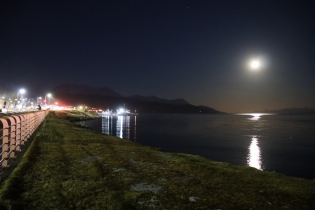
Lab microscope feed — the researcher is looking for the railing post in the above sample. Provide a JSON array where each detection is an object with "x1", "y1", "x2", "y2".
[
  {"x1": 6, "y1": 117, "x2": 16, "y2": 158},
  {"x1": 34, "y1": 112, "x2": 39, "y2": 129},
  {"x1": 1, "y1": 110, "x2": 49, "y2": 169},
  {"x1": 13, "y1": 116, "x2": 21, "y2": 152},
  {"x1": 21, "y1": 114, "x2": 29, "y2": 143},
  {"x1": 35, "y1": 112, "x2": 41, "y2": 129},
  {"x1": 0, "y1": 119, "x2": 9, "y2": 167},
  {"x1": 29, "y1": 113, "x2": 35, "y2": 134}
]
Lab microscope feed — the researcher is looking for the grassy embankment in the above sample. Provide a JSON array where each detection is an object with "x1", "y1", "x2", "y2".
[
  {"x1": 0, "y1": 111, "x2": 314, "y2": 209},
  {"x1": 66, "y1": 109, "x2": 99, "y2": 119}
]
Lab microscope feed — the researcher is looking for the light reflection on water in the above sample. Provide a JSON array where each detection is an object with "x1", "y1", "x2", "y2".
[
  {"x1": 249, "y1": 114, "x2": 261, "y2": 121},
  {"x1": 101, "y1": 116, "x2": 136, "y2": 140},
  {"x1": 242, "y1": 113, "x2": 266, "y2": 170},
  {"x1": 101, "y1": 113, "x2": 265, "y2": 170},
  {"x1": 247, "y1": 137, "x2": 263, "y2": 170},
  {"x1": 80, "y1": 113, "x2": 315, "y2": 179},
  {"x1": 239, "y1": 113, "x2": 273, "y2": 121}
]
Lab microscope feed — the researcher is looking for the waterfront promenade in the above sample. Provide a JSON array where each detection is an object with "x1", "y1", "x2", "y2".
[
  {"x1": 0, "y1": 110, "x2": 50, "y2": 179},
  {"x1": 0, "y1": 111, "x2": 314, "y2": 209}
]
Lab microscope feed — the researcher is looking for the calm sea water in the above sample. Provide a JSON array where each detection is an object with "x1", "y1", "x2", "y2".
[{"x1": 77, "y1": 114, "x2": 315, "y2": 179}]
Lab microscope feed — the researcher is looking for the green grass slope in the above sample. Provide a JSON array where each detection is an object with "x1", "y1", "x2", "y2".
[{"x1": 0, "y1": 111, "x2": 314, "y2": 209}]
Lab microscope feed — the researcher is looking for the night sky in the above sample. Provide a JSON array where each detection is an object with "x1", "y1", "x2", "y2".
[{"x1": 1, "y1": 0, "x2": 314, "y2": 113}]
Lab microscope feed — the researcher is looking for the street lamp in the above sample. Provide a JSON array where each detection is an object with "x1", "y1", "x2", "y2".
[
  {"x1": 19, "y1": 88, "x2": 26, "y2": 95},
  {"x1": 19, "y1": 89, "x2": 26, "y2": 101},
  {"x1": 37, "y1": 97, "x2": 42, "y2": 104},
  {"x1": 47, "y1": 93, "x2": 52, "y2": 105},
  {"x1": 1, "y1": 96, "x2": 5, "y2": 110},
  {"x1": 16, "y1": 88, "x2": 26, "y2": 106}
]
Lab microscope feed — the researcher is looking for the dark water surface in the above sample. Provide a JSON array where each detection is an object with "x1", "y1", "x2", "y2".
[{"x1": 76, "y1": 114, "x2": 315, "y2": 179}]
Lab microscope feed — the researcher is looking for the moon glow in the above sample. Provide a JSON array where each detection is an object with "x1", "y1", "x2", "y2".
[{"x1": 249, "y1": 60, "x2": 261, "y2": 70}]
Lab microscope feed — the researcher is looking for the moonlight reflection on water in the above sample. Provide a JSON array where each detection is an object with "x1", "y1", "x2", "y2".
[
  {"x1": 79, "y1": 113, "x2": 315, "y2": 179},
  {"x1": 241, "y1": 113, "x2": 268, "y2": 170},
  {"x1": 247, "y1": 137, "x2": 263, "y2": 170}
]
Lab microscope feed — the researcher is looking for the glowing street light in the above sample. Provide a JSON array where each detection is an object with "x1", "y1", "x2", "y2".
[
  {"x1": 18, "y1": 88, "x2": 26, "y2": 100},
  {"x1": 47, "y1": 93, "x2": 52, "y2": 105},
  {"x1": 19, "y1": 88, "x2": 26, "y2": 95},
  {"x1": 16, "y1": 88, "x2": 26, "y2": 107},
  {"x1": 37, "y1": 96, "x2": 42, "y2": 104}
]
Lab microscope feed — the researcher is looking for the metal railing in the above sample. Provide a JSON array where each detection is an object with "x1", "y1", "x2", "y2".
[{"x1": 0, "y1": 110, "x2": 49, "y2": 176}]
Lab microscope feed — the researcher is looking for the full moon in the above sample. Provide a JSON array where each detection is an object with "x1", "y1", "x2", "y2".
[{"x1": 249, "y1": 60, "x2": 261, "y2": 70}]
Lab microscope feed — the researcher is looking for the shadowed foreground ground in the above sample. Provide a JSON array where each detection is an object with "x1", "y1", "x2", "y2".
[{"x1": 0, "y1": 111, "x2": 314, "y2": 209}]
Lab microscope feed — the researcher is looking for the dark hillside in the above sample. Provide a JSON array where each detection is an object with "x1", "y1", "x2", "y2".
[{"x1": 54, "y1": 93, "x2": 223, "y2": 114}]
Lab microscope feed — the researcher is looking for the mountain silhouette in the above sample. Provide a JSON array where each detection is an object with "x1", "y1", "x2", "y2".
[{"x1": 52, "y1": 84, "x2": 223, "y2": 114}]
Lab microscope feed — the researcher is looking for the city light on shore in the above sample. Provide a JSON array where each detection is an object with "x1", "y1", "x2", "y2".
[
  {"x1": 19, "y1": 88, "x2": 26, "y2": 95},
  {"x1": 47, "y1": 93, "x2": 52, "y2": 105}
]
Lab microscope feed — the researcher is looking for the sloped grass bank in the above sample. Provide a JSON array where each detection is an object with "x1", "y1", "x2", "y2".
[
  {"x1": 66, "y1": 110, "x2": 100, "y2": 122},
  {"x1": 0, "y1": 111, "x2": 314, "y2": 209}
]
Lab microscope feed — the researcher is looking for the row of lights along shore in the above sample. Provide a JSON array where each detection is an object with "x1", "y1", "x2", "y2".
[{"x1": 1, "y1": 88, "x2": 53, "y2": 113}]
